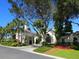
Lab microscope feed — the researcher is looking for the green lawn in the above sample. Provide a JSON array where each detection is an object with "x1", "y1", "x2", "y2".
[
  {"x1": 34, "y1": 46, "x2": 52, "y2": 53},
  {"x1": 34, "y1": 47, "x2": 79, "y2": 59},
  {"x1": 51, "y1": 49, "x2": 79, "y2": 59}
]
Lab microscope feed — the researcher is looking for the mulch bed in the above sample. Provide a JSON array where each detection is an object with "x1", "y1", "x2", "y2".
[{"x1": 55, "y1": 45, "x2": 71, "y2": 49}]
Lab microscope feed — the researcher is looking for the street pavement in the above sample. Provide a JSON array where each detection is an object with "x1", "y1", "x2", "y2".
[{"x1": 0, "y1": 46, "x2": 56, "y2": 59}]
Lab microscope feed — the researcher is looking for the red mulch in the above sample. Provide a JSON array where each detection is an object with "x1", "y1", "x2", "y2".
[{"x1": 55, "y1": 45, "x2": 71, "y2": 49}]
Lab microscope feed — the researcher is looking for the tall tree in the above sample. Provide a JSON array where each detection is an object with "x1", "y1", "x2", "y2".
[
  {"x1": 64, "y1": 20, "x2": 73, "y2": 33},
  {"x1": 8, "y1": 0, "x2": 53, "y2": 43},
  {"x1": 53, "y1": 0, "x2": 79, "y2": 39},
  {"x1": 0, "y1": 27, "x2": 4, "y2": 39},
  {"x1": 5, "y1": 18, "x2": 26, "y2": 34}
]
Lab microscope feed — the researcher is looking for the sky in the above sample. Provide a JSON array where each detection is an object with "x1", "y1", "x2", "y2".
[
  {"x1": 0, "y1": 0, "x2": 79, "y2": 32},
  {"x1": 0, "y1": 0, "x2": 14, "y2": 27}
]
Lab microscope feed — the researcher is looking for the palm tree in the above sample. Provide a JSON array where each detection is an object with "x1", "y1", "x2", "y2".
[{"x1": 6, "y1": 18, "x2": 26, "y2": 34}]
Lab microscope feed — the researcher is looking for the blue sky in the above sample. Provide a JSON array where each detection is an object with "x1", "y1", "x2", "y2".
[
  {"x1": 0, "y1": 0, "x2": 79, "y2": 32},
  {"x1": 0, "y1": 0, "x2": 14, "y2": 27}
]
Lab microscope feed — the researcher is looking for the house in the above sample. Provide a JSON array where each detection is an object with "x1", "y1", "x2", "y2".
[
  {"x1": 3, "y1": 33, "x2": 13, "y2": 41},
  {"x1": 58, "y1": 31, "x2": 79, "y2": 45},
  {"x1": 69, "y1": 31, "x2": 79, "y2": 43},
  {"x1": 33, "y1": 29, "x2": 57, "y2": 46},
  {"x1": 15, "y1": 25, "x2": 57, "y2": 46},
  {"x1": 46, "y1": 30, "x2": 57, "y2": 44},
  {"x1": 15, "y1": 25, "x2": 36, "y2": 45},
  {"x1": 4, "y1": 33, "x2": 13, "y2": 39}
]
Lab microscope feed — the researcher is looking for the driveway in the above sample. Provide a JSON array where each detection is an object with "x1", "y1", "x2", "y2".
[
  {"x1": 10, "y1": 45, "x2": 37, "y2": 52},
  {"x1": 0, "y1": 46, "x2": 56, "y2": 59}
]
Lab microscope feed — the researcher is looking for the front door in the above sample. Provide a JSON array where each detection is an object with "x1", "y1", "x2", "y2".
[
  {"x1": 29, "y1": 40, "x2": 32, "y2": 45},
  {"x1": 46, "y1": 34, "x2": 51, "y2": 43}
]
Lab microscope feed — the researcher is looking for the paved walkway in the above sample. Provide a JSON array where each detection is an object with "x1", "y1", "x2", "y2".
[{"x1": 10, "y1": 45, "x2": 37, "y2": 52}]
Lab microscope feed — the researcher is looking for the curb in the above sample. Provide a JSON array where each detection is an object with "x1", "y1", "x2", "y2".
[
  {"x1": 32, "y1": 52, "x2": 65, "y2": 59},
  {"x1": 21, "y1": 50, "x2": 65, "y2": 59}
]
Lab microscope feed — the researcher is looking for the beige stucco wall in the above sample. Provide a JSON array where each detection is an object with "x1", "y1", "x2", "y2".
[{"x1": 47, "y1": 31, "x2": 57, "y2": 44}]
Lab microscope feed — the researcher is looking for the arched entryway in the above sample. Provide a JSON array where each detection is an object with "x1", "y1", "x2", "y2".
[{"x1": 29, "y1": 40, "x2": 32, "y2": 45}]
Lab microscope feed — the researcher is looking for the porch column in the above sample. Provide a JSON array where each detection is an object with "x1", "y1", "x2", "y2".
[{"x1": 34, "y1": 36, "x2": 38, "y2": 45}]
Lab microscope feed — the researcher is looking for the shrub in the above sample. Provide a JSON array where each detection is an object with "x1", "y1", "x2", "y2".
[
  {"x1": 0, "y1": 41, "x2": 19, "y2": 47},
  {"x1": 0, "y1": 38, "x2": 19, "y2": 47},
  {"x1": 11, "y1": 42, "x2": 18, "y2": 47},
  {"x1": 42, "y1": 42, "x2": 54, "y2": 47},
  {"x1": 70, "y1": 44, "x2": 79, "y2": 50}
]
